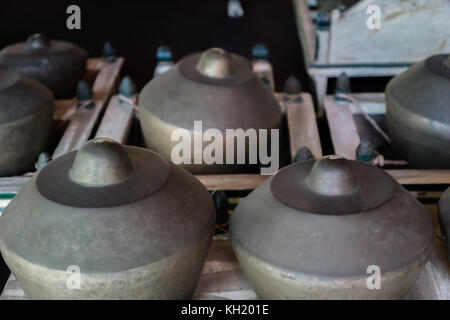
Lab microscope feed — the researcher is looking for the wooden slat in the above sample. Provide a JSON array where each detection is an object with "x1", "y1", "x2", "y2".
[
  {"x1": 92, "y1": 58, "x2": 124, "y2": 102},
  {"x1": 293, "y1": 0, "x2": 316, "y2": 66},
  {"x1": 309, "y1": 66, "x2": 408, "y2": 110},
  {"x1": 95, "y1": 96, "x2": 134, "y2": 144},
  {"x1": 286, "y1": 93, "x2": 322, "y2": 160},
  {"x1": 195, "y1": 174, "x2": 269, "y2": 191},
  {"x1": 309, "y1": 66, "x2": 409, "y2": 78},
  {"x1": 53, "y1": 99, "x2": 77, "y2": 121},
  {"x1": 52, "y1": 101, "x2": 104, "y2": 159},
  {"x1": 387, "y1": 170, "x2": 450, "y2": 185},
  {"x1": 52, "y1": 58, "x2": 124, "y2": 159},
  {"x1": 197, "y1": 169, "x2": 450, "y2": 191},
  {"x1": 194, "y1": 235, "x2": 256, "y2": 300},
  {"x1": 347, "y1": 92, "x2": 385, "y2": 104},
  {"x1": 0, "y1": 177, "x2": 30, "y2": 194},
  {"x1": 324, "y1": 95, "x2": 360, "y2": 160},
  {"x1": 51, "y1": 58, "x2": 106, "y2": 122},
  {"x1": 85, "y1": 58, "x2": 102, "y2": 72}
]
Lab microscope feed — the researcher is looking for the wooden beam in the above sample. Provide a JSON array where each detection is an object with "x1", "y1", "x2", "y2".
[
  {"x1": 52, "y1": 58, "x2": 124, "y2": 159},
  {"x1": 286, "y1": 92, "x2": 322, "y2": 160},
  {"x1": 324, "y1": 95, "x2": 360, "y2": 160},
  {"x1": 195, "y1": 174, "x2": 269, "y2": 191},
  {"x1": 0, "y1": 177, "x2": 31, "y2": 194},
  {"x1": 95, "y1": 96, "x2": 134, "y2": 144},
  {"x1": 52, "y1": 101, "x2": 104, "y2": 158},
  {"x1": 92, "y1": 58, "x2": 124, "y2": 102},
  {"x1": 387, "y1": 170, "x2": 450, "y2": 185},
  {"x1": 293, "y1": 0, "x2": 316, "y2": 66}
]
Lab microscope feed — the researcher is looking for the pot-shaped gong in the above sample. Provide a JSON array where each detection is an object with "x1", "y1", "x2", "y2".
[
  {"x1": 385, "y1": 54, "x2": 450, "y2": 168},
  {"x1": 0, "y1": 34, "x2": 88, "y2": 99},
  {"x1": 139, "y1": 47, "x2": 282, "y2": 174},
  {"x1": 0, "y1": 69, "x2": 53, "y2": 176},
  {"x1": 230, "y1": 156, "x2": 434, "y2": 299},
  {"x1": 438, "y1": 188, "x2": 450, "y2": 261},
  {"x1": 0, "y1": 138, "x2": 215, "y2": 299}
]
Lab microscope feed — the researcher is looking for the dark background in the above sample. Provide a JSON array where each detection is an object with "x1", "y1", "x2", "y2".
[
  {"x1": 0, "y1": 0, "x2": 312, "y2": 292},
  {"x1": 0, "y1": 0, "x2": 311, "y2": 92}
]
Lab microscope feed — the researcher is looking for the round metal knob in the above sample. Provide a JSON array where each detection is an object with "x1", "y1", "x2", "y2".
[
  {"x1": 26, "y1": 34, "x2": 50, "y2": 50},
  {"x1": 69, "y1": 138, "x2": 134, "y2": 186},
  {"x1": 196, "y1": 48, "x2": 233, "y2": 78},
  {"x1": 306, "y1": 156, "x2": 358, "y2": 195}
]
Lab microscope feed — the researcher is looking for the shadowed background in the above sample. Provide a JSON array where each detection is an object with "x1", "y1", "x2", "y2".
[{"x1": 0, "y1": 0, "x2": 310, "y2": 91}]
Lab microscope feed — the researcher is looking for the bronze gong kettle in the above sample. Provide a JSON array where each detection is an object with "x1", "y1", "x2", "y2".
[
  {"x1": 0, "y1": 69, "x2": 53, "y2": 176},
  {"x1": 139, "y1": 47, "x2": 283, "y2": 174},
  {"x1": 0, "y1": 138, "x2": 215, "y2": 299},
  {"x1": 230, "y1": 156, "x2": 434, "y2": 299},
  {"x1": 0, "y1": 34, "x2": 88, "y2": 99},
  {"x1": 385, "y1": 54, "x2": 450, "y2": 168}
]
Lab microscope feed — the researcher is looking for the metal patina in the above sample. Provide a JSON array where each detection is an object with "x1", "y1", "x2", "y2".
[
  {"x1": 0, "y1": 34, "x2": 88, "y2": 99},
  {"x1": 0, "y1": 69, "x2": 53, "y2": 176},
  {"x1": 230, "y1": 156, "x2": 435, "y2": 299},
  {"x1": 385, "y1": 54, "x2": 450, "y2": 168},
  {"x1": 0, "y1": 138, "x2": 215, "y2": 299},
  {"x1": 438, "y1": 188, "x2": 450, "y2": 261},
  {"x1": 139, "y1": 47, "x2": 282, "y2": 174}
]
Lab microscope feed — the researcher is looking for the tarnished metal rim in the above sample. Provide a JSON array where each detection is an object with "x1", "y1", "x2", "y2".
[
  {"x1": 36, "y1": 146, "x2": 170, "y2": 208},
  {"x1": 0, "y1": 218, "x2": 214, "y2": 275},
  {"x1": 0, "y1": 70, "x2": 53, "y2": 124},
  {"x1": 0, "y1": 40, "x2": 88, "y2": 57},
  {"x1": 386, "y1": 89, "x2": 450, "y2": 136},
  {"x1": 425, "y1": 54, "x2": 450, "y2": 79},
  {"x1": 231, "y1": 239, "x2": 433, "y2": 280}
]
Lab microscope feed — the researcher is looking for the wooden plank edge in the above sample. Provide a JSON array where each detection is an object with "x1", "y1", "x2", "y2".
[
  {"x1": 95, "y1": 95, "x2": 134, "y2": 144},
  {"x1": 324, "y1": 95, "x2": 360, "y2": 160},
  {"x1": 195, "y1": 174, "x2": 269, "y2": 191},
  {"x1": 92, "y1": 57, "x2": 124, "y2": 103},
  {"x1": 286, "y1": 92, "x2": 322, "y2": 160}
]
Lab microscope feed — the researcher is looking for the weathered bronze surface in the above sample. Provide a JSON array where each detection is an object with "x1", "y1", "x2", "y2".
[
  {"x1": 139, "y1": 47, "x2": 282, "y2": 174},
  {"x1": 0, "y1": 69, "x2": 53, "y2": 176},
  {"x1": 438, "y1": 188, "x2": 450, "y2": 261},
  {"x1": 0, "y1": 34, "x2": 88, "y2": 99},
  {"x1": 230, "y1": 156, "x2": 435, "y2": 299},
  {"x1": 0, "y1": 138, "x2": 215, "y2": 299},
  {"x1": 385, "y1": 54, "x2": 450, "y2": 168}
]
